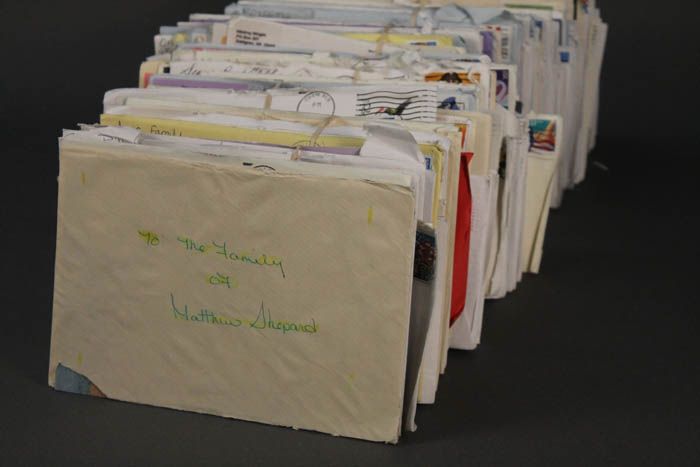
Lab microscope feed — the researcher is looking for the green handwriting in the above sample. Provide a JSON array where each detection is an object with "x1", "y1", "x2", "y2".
[
  {"x1": 170, "y1": 294, "x2": 317, "y2": 335},
  {"x1": 138, "y1": 230, "x2": 160, "y2": 246},
  {"x1": 177, "y1": 236, "x2": 285, "y2": 279},
  {"x1": 208, "y1": 272, "x2": 237, "y2": 289}
]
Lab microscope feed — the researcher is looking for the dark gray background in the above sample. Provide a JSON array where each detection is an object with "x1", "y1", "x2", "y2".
[{"x1": 1, "y1": 1, "x2": 699, "y2": 465}]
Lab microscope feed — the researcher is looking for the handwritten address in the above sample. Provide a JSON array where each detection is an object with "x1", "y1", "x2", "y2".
[{"x1": 170, "y1": 294, "x2": 318, "y2": 335}]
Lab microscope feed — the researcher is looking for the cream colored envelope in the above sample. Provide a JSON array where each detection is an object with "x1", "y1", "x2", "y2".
[
  {"x1": 522, "y1": 114, "x2": 562, "y2": 274},
  {"x1": 51, "y1": 136, "x2": 418, "y2": 443},
  {"x1": 66, "y1": 124, "x2": 438, "y2": 432}
]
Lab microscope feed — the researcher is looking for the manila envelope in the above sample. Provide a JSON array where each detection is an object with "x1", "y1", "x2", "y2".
[{"x1": 49, "y1": 139, "x2": 417, "y2": 443}]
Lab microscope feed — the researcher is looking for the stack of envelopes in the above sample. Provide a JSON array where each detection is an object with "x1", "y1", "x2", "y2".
[{"x1": 49, "y1": 0, "x2": 608, "y2": 443}]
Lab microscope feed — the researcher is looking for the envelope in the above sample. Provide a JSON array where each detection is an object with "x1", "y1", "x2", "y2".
[
  {"x1": 51, "y1": 134, "x2": 420, "y2": 443},
  {"x1": 225, "y1": 16, "x2": 404, "y2": 57},
  {"x1": 104, "y1": 85, "x2": 440, "y2": 123},
  {"x1": 522, "y1": 114, "x2": 562, "y2": 273}
]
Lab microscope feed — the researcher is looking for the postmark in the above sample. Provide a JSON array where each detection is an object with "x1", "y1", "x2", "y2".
[{"x1": 296, "y1": 91, "x2": 336, "y2": 116}]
